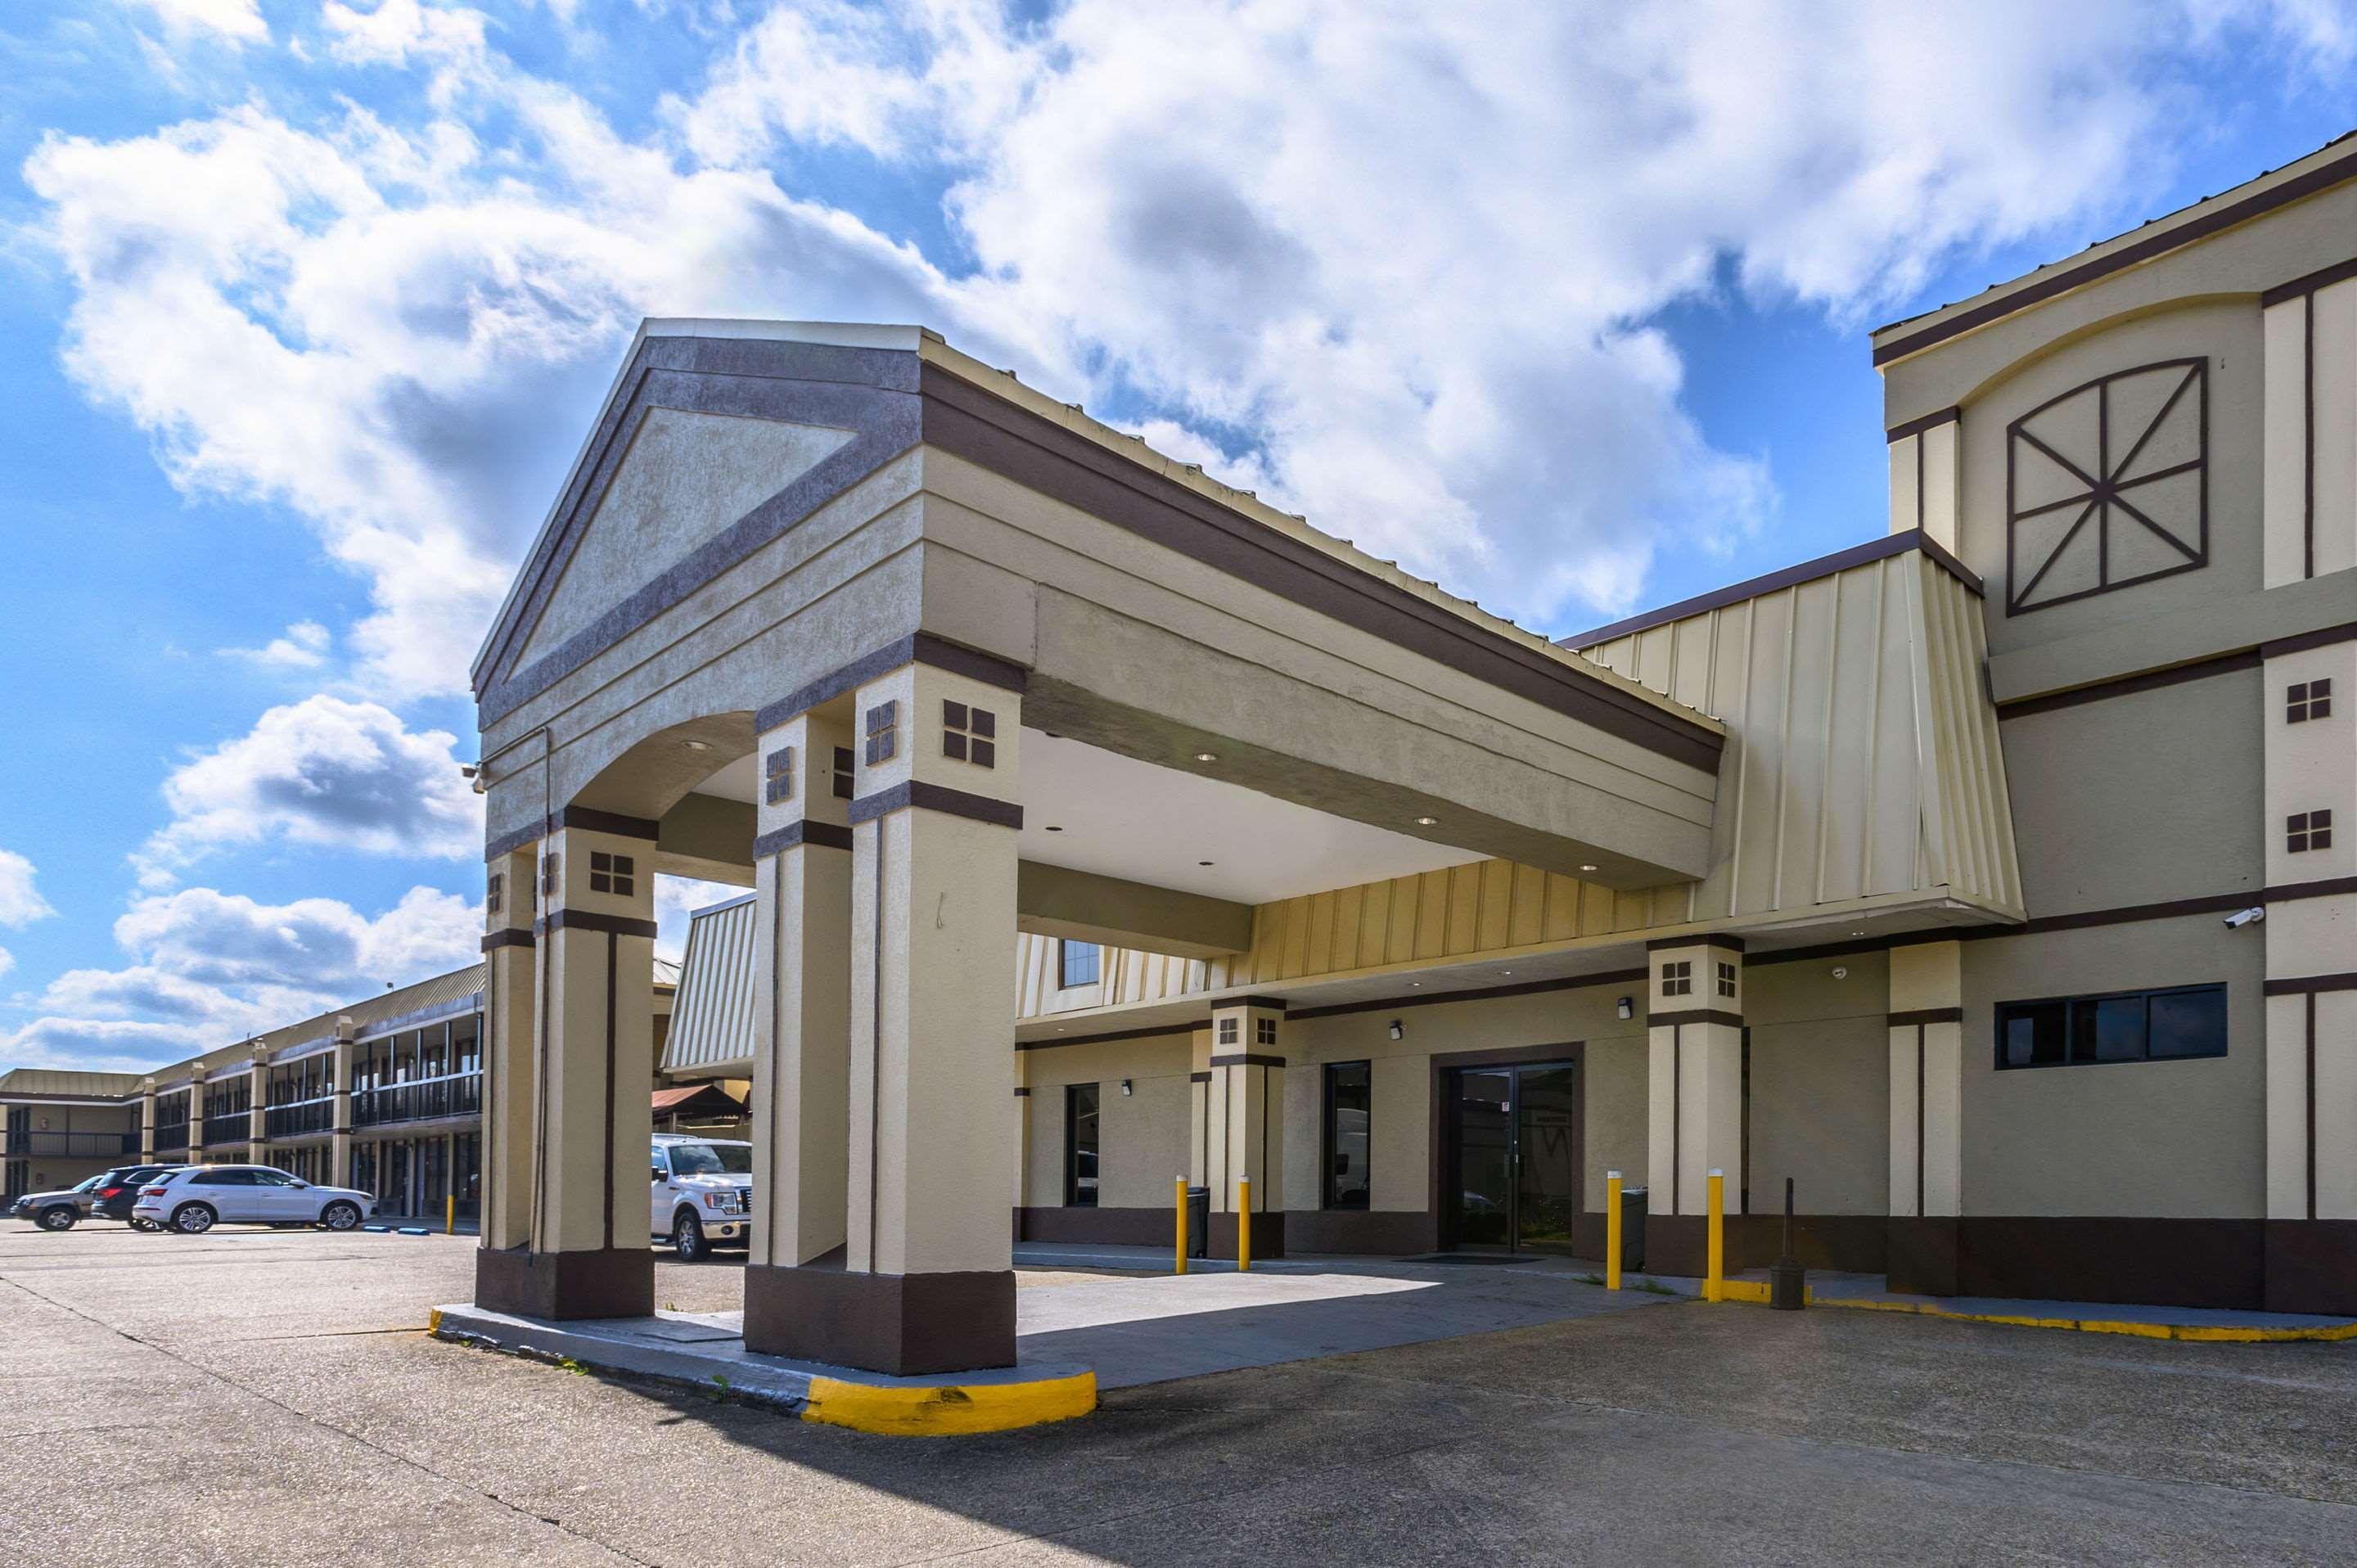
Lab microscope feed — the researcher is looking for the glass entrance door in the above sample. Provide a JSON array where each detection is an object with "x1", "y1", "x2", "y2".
[{"x1": 1448, "y1": 1061, "x2": 1580, "y2": 1252}]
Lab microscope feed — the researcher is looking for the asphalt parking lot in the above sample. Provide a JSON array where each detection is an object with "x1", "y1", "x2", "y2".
[{"x1": 5, "y1": 1223, "x2": 2355, "y2": 1566}]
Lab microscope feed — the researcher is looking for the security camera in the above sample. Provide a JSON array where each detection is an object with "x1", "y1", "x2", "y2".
[{"x1": 2224, "y1": 906, "x2": 2265, "y2": 929}]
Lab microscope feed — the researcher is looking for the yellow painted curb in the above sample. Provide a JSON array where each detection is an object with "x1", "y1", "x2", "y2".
[
  {"x1": 801, "y1": 1371, "x2": 1097, "y2": 1435},
  {"x1": 1814, "y1": 1295, "x2": 2357, "y2": 1343},
  {"x1": 1715, "y1": 1280, "x2": 1813, "y2": 1307},
  {"x1": 426, "y1": 1307, "x2": 444, "y2": 1336}
]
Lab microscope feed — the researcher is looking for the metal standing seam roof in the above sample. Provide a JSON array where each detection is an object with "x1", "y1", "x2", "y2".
[
  {"x1": 0, "y1": 1066, "x2": 149, "y2": 1101},
  {"x1": 664, "y1": 894, "x2": 759, "y2": 1075}
]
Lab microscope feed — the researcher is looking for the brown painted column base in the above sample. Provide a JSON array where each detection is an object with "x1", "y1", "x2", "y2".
[
  {"x1": 475, "y1": 1245, "x2": 653, "y2": 1321},
  {"x1": 2265, "y1": 1220, "x2": 2357, "y2": 1314},
  {"x1": 1206, "y1": 1210, "x2": 1287, "y2": 1260},
  {"x1": 743, "y1": 1264, "x2": 1017, "y2": 1376},
  {"x1": 1885, "y1": 1217, "x2": 1960, "y2": 1296}
]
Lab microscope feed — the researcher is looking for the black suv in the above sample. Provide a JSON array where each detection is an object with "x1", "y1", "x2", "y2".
[{"x1": 91, "y1": 1165, "x2": 181, "y2": 1229}]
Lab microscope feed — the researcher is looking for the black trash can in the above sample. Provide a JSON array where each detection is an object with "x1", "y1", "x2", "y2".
[
  {"x1": 1619, "y1": 1186, "x2": 1647, "y2": 1271},
  {"x1": 1186, "y1": 1186, "x2": 1209, "y2": 1259}
]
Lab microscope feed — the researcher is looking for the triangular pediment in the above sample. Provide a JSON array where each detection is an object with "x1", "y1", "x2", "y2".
[{"x1": 516, "y1": 408, "x2": 855, "y2": 666}]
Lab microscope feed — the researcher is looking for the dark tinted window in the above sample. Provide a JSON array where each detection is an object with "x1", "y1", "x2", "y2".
[
  {"x1": 202, "y1": 1169, "x2": 255, "y2": 1186},
  {"x1": 667, "y1": 1143, "x2": 752, "y2": 1176},
  {"x1": 1065, "y1": 1084, "x2": 1099, "y2": 1207},
  {"x1": 1323, "y1": 1062, "x2": 1372, "y2": 1210},
  {"x1": 1997, "y1": 985, "x2": 2226, "y2": 1070}
]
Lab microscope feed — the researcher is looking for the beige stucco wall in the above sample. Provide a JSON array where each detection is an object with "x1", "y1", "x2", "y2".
[
  {"x1": 1018, "y1": 1034, "x2": 1193, "y2": 1210},
  {"x1": 1961, "y1": 916, "x2": 2267, "y2": 1219},
  {"x1": 1999, "y1": 664, "x2": 2265, "y2": 916}
]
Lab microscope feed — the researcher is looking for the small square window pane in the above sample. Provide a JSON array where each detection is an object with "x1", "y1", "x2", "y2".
[
  {"x1": 2149, "y1": 989, "x2": 2227, "y2": 1059},
  {"x1": 2071, "y1": 994, "x2": 2146, "y2": 1063},
  {"x1": 2001, "y1": 1002, "x2": 2066, "y2": 1067},
  {"x1": 971, "y1": 739, "x2": 994, "y2": 768},
  {"x1": 971, "y1": 708, "x2": 995, "y2": 738},
  {"x1": 944, "y1": 732, "x2": 967, "y2": 761},
  {"x1": 944, "y1": 699, "x2": 967, "y2": 731}
]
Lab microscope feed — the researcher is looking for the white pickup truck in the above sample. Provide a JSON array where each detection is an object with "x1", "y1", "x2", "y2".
[{"x1": 650, "y1": 1134, "x2": 754, "y2": 1261}]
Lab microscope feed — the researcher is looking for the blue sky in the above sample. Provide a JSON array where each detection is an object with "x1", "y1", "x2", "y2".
[{"x1": 2, "y1": 0, "x2": 2354, "y2": 1072}]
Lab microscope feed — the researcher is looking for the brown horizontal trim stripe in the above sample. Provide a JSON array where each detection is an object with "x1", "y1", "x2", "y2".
[
  {"x1": 2262, "y1": 620, "x2": 2357, "y2": 659},
  {"x1": 923, "y1": 363, "x2": 1724, "y2": 773},
  {"x1": 2261, "y1": 255, "x2": 2357, "y2": 307},
  {"x1": 1558, "y1": 529, "x2": 1982, "y2": 650},
  {"x1": 1645, "y1": 933, "x2": 1746, "y2": 953},
  {"x1": 2269, "y1": 874, "x2": 2357, "y2": 903},
  {"x1": 1648, "y1": 1007, "x2": 1745, "y2": 1030},
  {"x1": 752, "y1": 820, "x2": 854, "y2": 857},
  {"x1": 1012, "y1": 1087, "x2": 1030, "y2": 1097},
  {"x1": 480, "y1": 930, "x2": 537, "y2": 954},
  {"x1": 483, "y1": 821, "x2": 543, "y2": 863},
  {"x1": 2265, "y1": 972, "x2": 2357, "y2": 996},
  {"x1": 554, "y1": 806, "x2": 660, "y2": 840},
  {"x1": 1288, "y1": 966, "x2": 1649, "y2": 1022},
  {"x1": 755, "y1": 631, "x2": 1027, "y2": 732},
  {"x1": 847, "y1": 779, "x2": 1022, "y2": 829},
  {"x1": 1998, "y1": 649, "x2": 2260, "y2": 719},
  {"x1": 1888, "y1": 1007, "x2": 1963, "y2": 1028},
  {"x1": 1886, "y1": 406, "x2": 1962, "y2": 443},
  {"x1": 536, "y1": 910, "x2": 660, "y2": 939},
  {"x1": 1189, "y1": 1070, "x2": 1213, "y2": 1083},
  {"x1": 1873, "y1": 141, "x2": 2357, "y2": 364},
  {"x1": 1209, "y1": 1053, "x2": 1287, "y2": 1069},
  {"x1": 1217, "y1": 995, "x2": 1291, "y2": 1012},
  {"x1": 1016, "y1": 1023, "x2": 1193, "y2": 1052}
]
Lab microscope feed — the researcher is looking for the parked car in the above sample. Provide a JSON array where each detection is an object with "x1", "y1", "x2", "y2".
[
  {"x1": 15, "y1": 1174, "x2": 107, "y2": 1231},
  {"x1": 131, "y1": 1166, "x2": 376, "y2": 1235},
  {"x1": 91, "y1": 1165, "x2": 185, "y2": 1230},
  {"x1": 650, "y1": 1135, "x2": 753, "y2": 1261}
]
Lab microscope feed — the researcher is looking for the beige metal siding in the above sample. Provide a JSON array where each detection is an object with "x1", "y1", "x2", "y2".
[{"x1": 665, "y1": 895, "x2": 758, "y2": 1074}]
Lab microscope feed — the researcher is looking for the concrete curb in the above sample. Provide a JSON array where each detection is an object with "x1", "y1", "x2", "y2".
[
  {"x1": 1805, "y1": 1294, "x2": 2357, "y2": 1343},
  {"x1": 426, "y1": 1304, "x2": 1097, "y2": 1434}
]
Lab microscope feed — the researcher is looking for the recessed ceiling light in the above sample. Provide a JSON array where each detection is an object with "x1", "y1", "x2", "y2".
[
  {"x1": 683, "y1": 740, "x2": 712, "y2": 751},
  {"x1": 1579, "y1": 863, "x2": 1599, "y2": 873},
  {"x1": 1500, "y1": 970, "x2": 1513, "y2": 976},
  {"x1": 1410, "y1": 980, "x2": 1422, "y2": 987},
  {"x1": 1414, "y1": 815, "x2": 1439, "y2": 826},
  {"x1": 1193, "y1": 751, "x2": 1219, "y2": 763}
]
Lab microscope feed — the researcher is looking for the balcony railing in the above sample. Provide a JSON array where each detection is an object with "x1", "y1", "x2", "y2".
[
  {"x1": 264, "y1": 1098, "x2": 336, "y2": 1140},
  {"x1": 201, "y1": 1112, "x2": 251, "y2": 1147},
  {"x1": 3, "y1": 1130, "x2": 141, "y2": 1159},
  {"x1": 352, "y1": 1073, "x2": 481, "y2": 1129}
]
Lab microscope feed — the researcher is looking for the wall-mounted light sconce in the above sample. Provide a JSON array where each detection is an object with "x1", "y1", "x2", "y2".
[
  {"x1": 1120, "y1": 1079, "x2": 1133, "y2": 1097},
  {"x1": 1616, "y1": 996, "x2": 1634, "y2": 1021},
  {"x1": 1387, "y1": 1020, "x2": 1404, "y2": 1041}
]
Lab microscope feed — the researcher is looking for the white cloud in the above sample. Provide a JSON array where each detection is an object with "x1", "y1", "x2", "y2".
[
  {"x1": 0, "y1": 884, "x2": 483, "y2": 1074},
  {"x1": 26, "y1": 0, "x2": 2357, "y2": 698},
  {"x1": 655, "y1": 873, "x2": 746, "y2": 964},
  {"x1": 0, "y1": 849, "x2": 57, "y2": 987},
  {"x1": 221, "y1": 620, "x2": 332, "y2": 669},
  {"x1": 119, "y1": 0, "x2": 269, "y2": 47},
  {"x1": 134, "y1": 695, "x2": 482, "y2": 885}
]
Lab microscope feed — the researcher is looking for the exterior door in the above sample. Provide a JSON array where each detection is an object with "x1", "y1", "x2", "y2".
[{"x1": 1447, "y1": 1061, "x2": 1580, "y2": 1253}]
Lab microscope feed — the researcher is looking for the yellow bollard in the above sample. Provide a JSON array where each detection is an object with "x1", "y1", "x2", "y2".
[
  {"x1": 1605, "y1": 1171, "x2": 1623, "y2": 1291},
  {"x1": 1706, "y1": 1169, "x2": 1725, "y2": 1303},
  {"x1": 1237, "y1": 1176, "x2": 1251, "y2": 1272},
  {"x1": 1174, "y1": 1176, "x2": 1188, "y2": 1276},
  {"x1": 446, "y1": 1193, "x2": 455, "y2": 1237}
]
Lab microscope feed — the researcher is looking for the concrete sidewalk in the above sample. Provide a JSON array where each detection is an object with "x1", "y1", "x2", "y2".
[{"x1": 435, "y1": 1251, "x2": 1683, "y2": 1413}]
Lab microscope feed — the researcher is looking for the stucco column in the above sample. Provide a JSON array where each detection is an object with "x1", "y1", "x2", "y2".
[
  {"x1": 1187, "y1": 1025, "x2": 1212, "y2": 1192},
  {"x1": 1886, "y1": 940, "x2": 1964, "y2": 1295},
  {"x1": 1646, "y1": 936, "x2": 1743, "y2": 1274},
  {"x1": 474, "y1": 822, "x2": 657, "y2": 1321},
  {"x1": 741, "y1": 710, "x2": 857, "y2": 1351},
  {"x1": 137, "y1": 1083, "x2": 155, "y2": 1163},
  {"x1": 246, "y1": 1053, "x2": 268, "y2": 1164},
  {"x1": 188, "y1": 1073, "x2": 209, "y2": 1160},
  {"x1": 757, "y1": 657, "x2": 1024, "y2": 1376},
  {"x1": 1206, "y1": 998, "x2": 1287, "y2": 1260},
  {"x1": 328, "y1": 1019, "x2": 357, "y2": 1189},
  {"x1": 477, "y1": 848, "x2": 536, "y2": 1253},
  {"x1": 2261, "y1": 631, "x2": 2357, "y2": 1310},
  {"x1": 1887, "y1": 408, "x2": 1961, "y2": 550}
]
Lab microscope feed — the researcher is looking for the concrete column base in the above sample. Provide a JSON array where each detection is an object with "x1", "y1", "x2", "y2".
[
  {"x1": 743, "y1": 1263, "x2": 1016, "y2": 1376},
  {"x1": 1204, "y1": 1210, "x2": 1287, "y2": 1261},
  {"x1": 2265, "y1": 1219, "x2": 2357, "y2": 1314},
  {"x1": 474, "y1": 1244, "x2": 652, "y2": 1321},
  {"x1": 1885, "y1": 1217, "x2": 1961, "y2": 1296}
]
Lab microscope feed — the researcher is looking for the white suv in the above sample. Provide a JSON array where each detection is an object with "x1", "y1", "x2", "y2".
[
  {"x1": 133, "y1": 1166, "x2": 376, "y2": 1234},
  {"x1": 651, "y1": 1136, "x2": 753, "y2": 1261}
]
